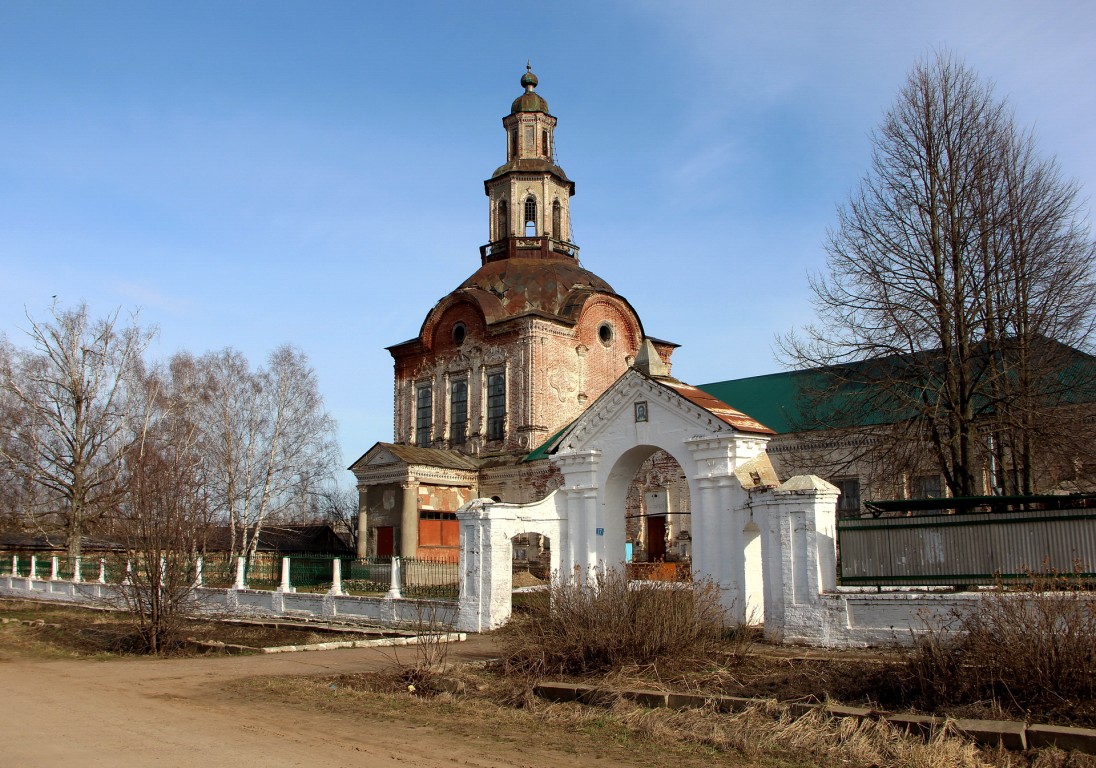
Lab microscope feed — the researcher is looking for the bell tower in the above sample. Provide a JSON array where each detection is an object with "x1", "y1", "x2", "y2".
[{"x1": 482, "y1": 66, "x2": 577, "y2": 263}]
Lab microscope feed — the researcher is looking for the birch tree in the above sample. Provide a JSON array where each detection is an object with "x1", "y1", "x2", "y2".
[
  {"x1": 0, "y1": 304, "x2": 153, "y2": 555},
  {"x1": 197, "y1": 345, "x2": 338, "y2": 560}
]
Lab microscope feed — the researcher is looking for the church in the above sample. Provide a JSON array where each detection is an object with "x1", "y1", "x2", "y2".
[{"x1": 349, "y1": 68, "x2": 775, "y2": 562}]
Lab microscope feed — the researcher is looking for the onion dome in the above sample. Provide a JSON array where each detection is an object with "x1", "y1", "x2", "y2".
[{"x1": 511, "y1": 64, "x2": 549, "y2": 114}]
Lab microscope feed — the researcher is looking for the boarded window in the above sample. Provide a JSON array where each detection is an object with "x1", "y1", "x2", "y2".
[
  {"x1": 497, "y1": 199, "x2": 508, "y2": 240},
  {"x1": 834, "y1": 477, "x2": 861, "y2": 516},
  {"x1": 418, "y1": 512, "x2": 459, "y2": 548}
]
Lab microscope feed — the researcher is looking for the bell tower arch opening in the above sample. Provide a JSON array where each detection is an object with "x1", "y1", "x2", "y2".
[
  {"x1": 523, "y1": 196, "x2": 537, "y2": 236},
  {"x1": 497, "y1": 199, "x2": 508, "y2": 240}
]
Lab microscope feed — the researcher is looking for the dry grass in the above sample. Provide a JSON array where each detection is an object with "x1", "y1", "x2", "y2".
[
  {"x1": 253, "y1": 665, "x2": 1013, "y2": 768},
  {"x1": 909, "y1": 572, "x2": 1096, "y2": 726},
  {"x1": 499, "y1": 569, "x2": 743, "y2": 676}
]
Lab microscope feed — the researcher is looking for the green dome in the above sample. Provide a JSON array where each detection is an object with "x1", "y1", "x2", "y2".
[
  {"x1": 511, "y1": 91, "x2": 549, "y2": 114},
  {"x1": 511, "y1": 65, "x2": 549, "y2": 114}
]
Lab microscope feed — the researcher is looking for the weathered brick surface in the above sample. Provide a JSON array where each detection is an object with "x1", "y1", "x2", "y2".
[{"x1": 392, "y1": 292, "x2": 655, "y2": 458}]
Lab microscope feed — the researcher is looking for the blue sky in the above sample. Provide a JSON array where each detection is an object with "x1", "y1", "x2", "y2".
[{"x1": 2, "y1": 1, "x2": 1094, "y2": 475}]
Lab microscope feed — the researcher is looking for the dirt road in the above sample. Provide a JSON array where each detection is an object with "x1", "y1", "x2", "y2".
[{"x1": 0, "y1": 637, "x2": 640, "y2": 768}]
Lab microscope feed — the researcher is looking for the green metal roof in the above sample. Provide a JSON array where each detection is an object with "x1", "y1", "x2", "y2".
[
  {"x1": 698, "y1": 340, "x2": 1096, "y2": 436},
  {"x1": 523, "y1": 422, "x2": 573, "y2": 462},
  {"x1": 696, "y1": 367, "x2": 898, "y2": 434},
  {"x1": 697, "y1": 371, "x2": 812, "y2": 434}
]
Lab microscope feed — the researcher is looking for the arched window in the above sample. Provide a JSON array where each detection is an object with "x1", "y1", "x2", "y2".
[
  {"x1": 508, "y1": 130, "x2": 516, "y2": 160},
  {"x1": 524, "y1": 196, "x2": 537, "y2": 236},
  {"x1": 552, "y1": 199, "x2": 562, "y2": 239},
  {"x1": 497, "y1": 199, "x2": 509, "y2": 240},
  {"x1": 542, "y1": 129, "x2": 550, "y2": 158}
]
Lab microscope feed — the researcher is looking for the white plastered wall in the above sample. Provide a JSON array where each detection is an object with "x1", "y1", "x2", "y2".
[
  {"x1": 453, "y1": 368, "x2": 853, "y2": 642},
  {"x1": 455, "y1": 491, "x2": 565, "y2": 632}
]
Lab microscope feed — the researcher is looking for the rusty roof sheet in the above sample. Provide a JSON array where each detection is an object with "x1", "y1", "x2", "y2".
[
  {"x1": 486, "y1": 158, "x2": 573, "y2": 188},
  {"x1": 458, "y1": 257, "x2": 616, "y2": 321},
  {"x1": 657, "y1": 379, "x2": 776, "y2": 435},
  {"x1": 350, "y1": 442, "x2": 482, "y2": 472}
]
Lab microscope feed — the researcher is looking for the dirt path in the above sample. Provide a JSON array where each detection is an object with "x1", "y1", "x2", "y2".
[{"x1": 0, "y1": 637, "x2": 643, "y2": 768}]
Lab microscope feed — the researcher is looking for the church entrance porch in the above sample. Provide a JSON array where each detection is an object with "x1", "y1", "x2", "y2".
[{"x1": 456, "y1": 362, "x2": 841, "y2": 643}]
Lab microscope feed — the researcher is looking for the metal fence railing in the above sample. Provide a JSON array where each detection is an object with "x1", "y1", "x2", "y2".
[
  {"x1": 839, "y1": 506, "x2": 1096, "y2": 586},
  {"x1": 338, "y1": 557, "x2": 392, "y2": 594},
  {"x1": 400, "y1": 557, "x2": 459, "y2": 599}
]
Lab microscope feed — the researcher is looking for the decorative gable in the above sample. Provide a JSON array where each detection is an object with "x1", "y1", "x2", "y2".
[{"x1": 550, "y1": 368, "x2": 774, "y2": 462}]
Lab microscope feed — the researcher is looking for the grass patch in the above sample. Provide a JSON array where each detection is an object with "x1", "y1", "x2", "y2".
[{"x1": 0, "y1": 598, "x2": 389, "y2": 657}]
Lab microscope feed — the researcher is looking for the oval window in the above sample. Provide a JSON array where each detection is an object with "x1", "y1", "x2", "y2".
[{"x1": 598, "y1": 322, "x2": 614, "y2": 346}]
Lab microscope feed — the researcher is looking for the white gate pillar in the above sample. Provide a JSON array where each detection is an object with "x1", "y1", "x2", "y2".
[
  {"x1": 455, "y1": 500, "x2": 517, "y2": 633},
  {"x1": 551, "y1": 450, "x2": 601, "y2": 575},
  {"x1": 685, "y1": 436, "x2": 748, "y2": 621},
  {"x1": 754, "y1": 476, "x2": 839, "y2": 643},
  {"x1": 718, "y1": 475, "x2": 753, "y2": 623}
]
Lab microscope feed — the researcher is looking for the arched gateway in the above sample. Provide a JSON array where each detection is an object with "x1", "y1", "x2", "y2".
[{"x1": 456, "y1": 343, "x2": 841, "y2": 642}]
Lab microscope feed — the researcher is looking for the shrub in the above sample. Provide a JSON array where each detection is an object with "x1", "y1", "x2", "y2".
[
  {"x1": 498, "y1": 567, "x2": 736, "y2": 676},
  {"x1": 909, "y1": 569, "x2": 1096, "y2": 723}
]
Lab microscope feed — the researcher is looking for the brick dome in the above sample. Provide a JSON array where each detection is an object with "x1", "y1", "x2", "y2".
[{"x1": 457, "y1": 256, "x2": 616, "y2": 321}]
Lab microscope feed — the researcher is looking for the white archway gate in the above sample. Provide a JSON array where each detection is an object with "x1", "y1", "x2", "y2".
[{"x1": 456, "y1": 366, "x2": 840, "y2": 643}]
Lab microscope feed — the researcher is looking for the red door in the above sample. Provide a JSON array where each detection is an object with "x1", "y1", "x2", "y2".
[
  {"x1": 377, "y1": 526, "x2": 394, "y2": 557},
  {"x1": 646, "y1": 516, "x2": 666, "y2": 561}
]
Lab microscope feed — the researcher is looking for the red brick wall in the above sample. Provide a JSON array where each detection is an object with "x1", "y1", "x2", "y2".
[{"x1": 391, "y1": 290, "x2": 663, "y2": 459}]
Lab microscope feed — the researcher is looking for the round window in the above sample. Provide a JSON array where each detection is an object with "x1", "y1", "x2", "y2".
[
  {"x1": 598, "y1": 322, "x2": 614, "y2": 346},
  {"x1": 452, "y1": 322, "x2": 467, "y2": 345}
]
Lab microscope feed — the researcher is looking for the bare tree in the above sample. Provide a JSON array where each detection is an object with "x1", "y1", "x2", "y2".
[
  {"x1": 113, "y1": 362, "x2": 211, "y2": 654},
  {"x1": 782, "y1": 52, "x2": 1096, "y2": 499},
  {"x1": 196, "y1": 346, "x2": 338, "y2": 561},
  {"x1": 315, "y1": 483, "x2": 360, "y2": 552},
  {"x1": 0, "y1": 303, "x2": 154, "y2": 555}
]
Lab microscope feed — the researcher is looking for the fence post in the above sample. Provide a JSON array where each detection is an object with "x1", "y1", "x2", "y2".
[
  {"x1": 73, "y1": 557, "x2": 82, "y2": 582},
  {"x1": 234, "y1": 556, "x2": 247, "y2": 590},
  {"x1": 123, "y1": 559, "x2": 133, "y2": 585},
  {"x1": 51, "y1": 556, "x2": 59, "y2": 580},
  {"x1": 194, "y1": 557, "x2": 204, "y2": 588},
  {"x1": 98, "y1": 558, "x2": 107, "y2": 584},
  {"x1": 30, "y1": 555, "x2": 37, "y2": 580},
  {"x1": 10, "y1": 554, "x2": 16, "y2": 577},
  {"x1": 278, "y1": 557, "x2": 292, "y2": 593},
  {"x1": 386, "y1": 556, "x2": 403, "y2": 599},
  {"x1": 328, "y1": 558, "x2": 345, "y2": 596}
]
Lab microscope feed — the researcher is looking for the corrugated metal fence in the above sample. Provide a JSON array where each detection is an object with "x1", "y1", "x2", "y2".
[{"x1": 839, "y1": 507, "x2": 1096, "y2": 586}]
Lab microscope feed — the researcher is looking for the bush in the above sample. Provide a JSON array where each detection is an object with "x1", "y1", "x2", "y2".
[
  {"x1": 498, "y1": 567, "x2": 736, "y2": 676},
  {"x1": 909, "y1": 570, "x2": 1096, "y2": 724}
]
